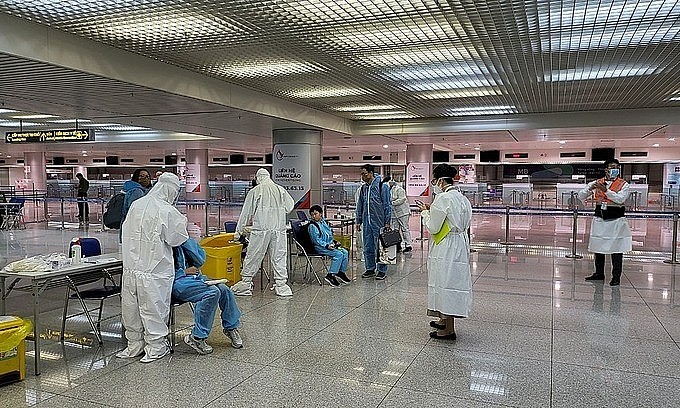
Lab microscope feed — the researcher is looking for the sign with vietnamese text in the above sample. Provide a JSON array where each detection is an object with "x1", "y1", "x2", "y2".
[
  {"x1": 185, "y1": 163, "x2": 201, "y2": 193},
  {"x1": 406, "y1": 162, "x2": 430, "y2": 197},
  {"x1": 5, "y1": 129, "x2": 94, "y2": 143},
  {"x1": 272, "y1": 144, "x2": 312, "y2": 208}
]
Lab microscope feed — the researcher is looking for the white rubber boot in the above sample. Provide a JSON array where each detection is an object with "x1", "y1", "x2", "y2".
[
  {"x1": 231, "y1": 279, "x2": 254, "y2": 296},
  {"x1": 274, "y1": 283, "x2": 293, "y2": 297}
]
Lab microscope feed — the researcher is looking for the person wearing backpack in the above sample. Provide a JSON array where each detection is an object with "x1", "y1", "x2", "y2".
[
  {"x1": 356, "y1": 164, "x2": 391, "y2": 280},
  {"x1": 308, "y1": 205, "x2": 350, "y2": 287},
  {"x1": 118, "y1": 168, "x2": 152, "y2": 241}
]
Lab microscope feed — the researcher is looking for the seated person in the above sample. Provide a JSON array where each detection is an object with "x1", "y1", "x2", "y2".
[
  {"x1": 308, "y1": 205, "x2": 351, "y2": 287},
  {"x1": 172, "y1": 239, "x2": 243, "y2": 354}
]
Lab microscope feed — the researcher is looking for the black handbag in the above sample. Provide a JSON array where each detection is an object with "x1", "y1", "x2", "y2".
[{"x1": 379, "y1": 227, "x2": 402, "y2": 247}]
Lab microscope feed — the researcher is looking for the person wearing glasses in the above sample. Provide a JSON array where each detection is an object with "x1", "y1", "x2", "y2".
[
  {"x1": 356, "y1": 164, "x2": 392, "y2": 280},
  {"x1": 417, "y1": 164, "x2": 472, "y2": 340},
  {"x1": 578, "y1": 158, "x2": 631, "y2": 286}
]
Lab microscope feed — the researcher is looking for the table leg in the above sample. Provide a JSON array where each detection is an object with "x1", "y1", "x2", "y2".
[
  {"x1": 32, "y1": 280, "x2": 41, "y2": 375},
  {"x1": 0, "y1": 276, "x2": 5, "y2": 315}
]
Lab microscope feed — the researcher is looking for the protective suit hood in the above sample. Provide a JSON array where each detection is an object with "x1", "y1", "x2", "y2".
[
  {"x1": 255, "y1": 168, "x2": 272, "y2": 185},
  {"x1": 147, "y1": 172, "x2": 180, "y2": 204}
]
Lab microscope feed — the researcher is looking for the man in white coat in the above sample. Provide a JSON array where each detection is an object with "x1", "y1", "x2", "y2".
[
  {"x1": 578, "y1": 158, "x2": 631, "y2": 286},
  {"x1": 117, "y1": 172, "x2": 189, "y2": 362},
  {"x1": 384, "y1": 177, "x2": 413, "y2": 252},
  {"x1": 231, "y1": 168, "x2": 295, "y2": 297},
  {"x1": 418, "y1": 164, "x2": 472, "y2": 340}
]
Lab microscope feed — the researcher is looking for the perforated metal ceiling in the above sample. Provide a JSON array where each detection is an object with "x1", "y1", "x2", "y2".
[{"x1": 2, "y1": 0, "x2": 680, "y2": 121}]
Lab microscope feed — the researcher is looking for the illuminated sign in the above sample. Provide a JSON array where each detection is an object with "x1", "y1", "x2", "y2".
[
  {"x1": 5, "y1": 129, "x2": 94, "y2": 143},
  {"x1": 504, "y1": 152, "x2": 529, "y2": 159}
]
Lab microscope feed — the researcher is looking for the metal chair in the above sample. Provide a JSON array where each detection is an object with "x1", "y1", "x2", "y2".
[
  {"x1": 290, "y1": 220, "x2": 327, "y2": 286},
  {"x1": 61, "y1": 237, "x2": 121, "y2": 344},
  {"x1": 168, "y1": 298, "x2": 195, "y2": 352},
  {"x1": 2, "y1": 197, "x2": 25, "y2": 229}
]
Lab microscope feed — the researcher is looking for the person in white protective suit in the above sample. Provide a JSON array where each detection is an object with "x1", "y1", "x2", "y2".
[
  {"x1": 116, "y1": 172, "x2": 189, "y2": 362},
  {"x1": 417, "y1": 164, "x2": 472, "y2": 340},
  {"x1": 231, "y1": 168, "x2": 295, "y2": 297},
  {"x1": 383, "y1": 176, "x2": 413, "y2": 253}
]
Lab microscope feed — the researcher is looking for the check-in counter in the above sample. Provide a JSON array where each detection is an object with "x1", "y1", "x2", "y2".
[
  {"x1": 502, "y1": 183, "x2": 532, "y2": 206},
  {"x1": 556, "y1": 183, "x2": 587, "y2": 208},
  {"x1": 458, "y1": 183, "x2": 487, "y2": 206}
]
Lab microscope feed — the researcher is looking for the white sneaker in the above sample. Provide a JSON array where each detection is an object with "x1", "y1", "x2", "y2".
[
  {"x1": 115, "y1": 343, "x2": 144, "y2": 359},
  {"x1": 231, "y1": 280, "x2": 253, "y2": 296},
  {"x1": 224, "y1": 328, "x2": 243, "y2": 349},
  {"x1": 139, "y1": 347, "x2": 170, "y2": 363},
  {"x1": 184, "y1": 334, "x2": 213, "y2": 355},
  {"x1": 274, "y1": 283, "x2": 293, "y2": 297}
]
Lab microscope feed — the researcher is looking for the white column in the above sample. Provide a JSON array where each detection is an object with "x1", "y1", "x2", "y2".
[
  {"x1": 24, "y1": 151, "x2": 46, "y2": 192},
  {"x1": 272, "y1": 129, "x2": 322, "y2": 209},
  {"x1": 185, "y1": 149, "x2": 209, "y2": 200}
]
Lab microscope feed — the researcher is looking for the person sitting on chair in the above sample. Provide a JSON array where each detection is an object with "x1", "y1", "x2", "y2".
[
  {"x1": 308, "y1": 205, "x2": 351, "y2": 287},
  {"x1": 173, "y1": 238, "x2": 244, "y2": 354}
]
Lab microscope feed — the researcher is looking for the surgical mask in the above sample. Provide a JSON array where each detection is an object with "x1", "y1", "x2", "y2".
[
  {"x1": 608, "y1": 168, "x2": 619, "y2": 178},
  {"x1": 432, "y1": 183, "x2": 442, "y2": 195}
]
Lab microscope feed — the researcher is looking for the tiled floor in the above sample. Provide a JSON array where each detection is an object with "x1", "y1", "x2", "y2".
[{"x1": 1, "y1": 223, "x2": 679, "y2": 407}]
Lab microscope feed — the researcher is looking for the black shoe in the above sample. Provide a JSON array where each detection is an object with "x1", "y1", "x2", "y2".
[
  {"x1": 609, "y1": 278, "x2": 621, "y2": 286},
  {"x1": 375, "y1": 271, "x2": 386, "y2": 280},
  {"x1": 361, "y1": 270, "x2": 375, "y2": 278},
  {"x1": 336, "y1": 272, "x2": 351, "y2": 284},
  {"x1": 429, "y1": 321, "x2": 445, "y2": 330},
  {"x1": 324, "y1": 274, "x2": 340, "y2": 287},
  {"x1": 585, "y1": 274, "x2": 605, "y2": 281},
  {"x1": 429, "y1": 330, "x2": 456, "y2": 340},
  {"x1": 402, "y1": 246, "x2": 413, "y2": 253}
]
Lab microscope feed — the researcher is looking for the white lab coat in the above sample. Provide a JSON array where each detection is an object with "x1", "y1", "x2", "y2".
[
  {"x1": 235, "y1": 169, "x2": 294, "y2": 287},
  {"x1": 421, "y1": 186, "x2": 473, "y2": 318},
  {"x1": 120, "y1": 172, "x2": 189, "y2": 358},
  {"x1": 578, "y1": 179, "x2": 632, "y2": 254}
]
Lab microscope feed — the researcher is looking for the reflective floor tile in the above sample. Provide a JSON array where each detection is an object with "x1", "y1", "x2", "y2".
[
  {"x1": 379, "y1": 387, "x2": 511, "y2": 408},
  {"x1": 323, "y1": 308, "x2": 432, "y2": 345},
  {"x1": 0, "y1": 384, "x2": 55, "y2": 407}
]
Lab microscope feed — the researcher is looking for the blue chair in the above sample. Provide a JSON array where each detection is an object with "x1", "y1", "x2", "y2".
[
  {"x1": 224, "y1": 221, "x2": 237, "y2": 233},
  {"x1": 61, "y1": 237, "x2": 121, "y2": 344}
]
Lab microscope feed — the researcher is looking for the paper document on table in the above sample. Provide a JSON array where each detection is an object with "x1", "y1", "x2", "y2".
[{"x1": 204, "y1": 279, "x2": 229, "y2": 286}]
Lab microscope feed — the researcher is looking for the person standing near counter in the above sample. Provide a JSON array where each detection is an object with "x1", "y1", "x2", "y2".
[{"x1": 578, "y1": 158, "x2": 632, "y2": 286}]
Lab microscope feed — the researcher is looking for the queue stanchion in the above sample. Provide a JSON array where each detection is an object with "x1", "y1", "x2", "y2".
[
  {"x1": 500, "y1": 206, "x2": 513, "y2": 245},
  {"x1": 565, "y1": 209, "x2": 583, "y2": 259},
  {"x1": 204, "y1": 201, "x2": 210, "y2": 237},
  {"x1": 664, "y1": 212, "x2": 680, "y2": 264},
  {"x1": 59, "y1": 197, "x2": 66, "y2": 230},
  {"x1": 100, "y1": 198, "x2": 106, "y2": 232},
  {"x1": 217, "y1": 202, "x2": 222, "y2": 233}
]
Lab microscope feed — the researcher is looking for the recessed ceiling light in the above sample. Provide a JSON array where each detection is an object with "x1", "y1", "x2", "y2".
[
  {"x1": 559, "y1": 140, "x2": 566, "y2": 144},
  {"x1": 653, "y1": 143, "x2": 660, "y2": 147},
  {"x1": 669, "y1": 137, "x2": 676, "y2": 141},
  {"x1": 382, "y1": 144, "x2": 389, "y2": 149},
  {"x1": 288, "y1": 87, "x2": 369, "y2": 98},
  {"x1": 12, "y1": 114, "x2": 56, "y2": 119},
  {"x1": 334, "y1": 105, "x2": 398, "y2": 112},
  {"x1": 474, "y1": 147, "x2": 480, "y2": 150}
]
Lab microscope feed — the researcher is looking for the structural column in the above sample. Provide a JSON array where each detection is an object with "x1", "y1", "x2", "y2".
[
  {"x1": 405, "y1": 144, "x2": 433, "y2": 202},
  {"x1": 272, "y1": 129, "x2": 322, "y2": 209},
  {"x1": 185, "y1": 149, "x2": 209, "y2": 200},
  {"x1": 23, "y1": 151, "x2": 46, "y2": 193}
]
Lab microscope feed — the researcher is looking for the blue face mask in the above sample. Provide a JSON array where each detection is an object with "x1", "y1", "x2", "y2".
[{"x1": 608, "y1": 168, "x2": 619, "y2": 178}]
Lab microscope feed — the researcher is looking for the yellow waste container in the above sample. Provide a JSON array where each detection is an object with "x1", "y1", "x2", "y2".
[
  {"x1": 199, "y1": 234, "x2": 243, "y2": 286},
  {"x1": 0, "y1": 316, "x2": 32, "y2": 385}
]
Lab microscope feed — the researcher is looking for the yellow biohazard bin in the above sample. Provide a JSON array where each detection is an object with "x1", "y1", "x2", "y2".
[
  {"x1": 199, "y1": 234, "x2": 243, "y2": 286},
  {"x1": 333, "y1": 234, "x2": 353, "y2": 251},
  {"x1": 0, "y1": 316, "x2": 32, "y2": 385}
]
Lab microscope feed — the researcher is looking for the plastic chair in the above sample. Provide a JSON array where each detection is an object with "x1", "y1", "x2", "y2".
[
  {"x1": 290, "y1": 220, "x2": 326, "y2": 286},
  {"x1": 224, "y1": 221, "x2": 237, "y2": 233},
  {"x1": 61, "y1": 237, "x2": 121, "y2": 344},
  {"x1": 2, "y1": 197, "x2": 25, "y2": 229}
]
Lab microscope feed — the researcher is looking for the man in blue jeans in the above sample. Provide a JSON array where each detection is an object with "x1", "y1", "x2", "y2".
[
  {"x1": 172, "y1": 239, "x2": 243, "y2": 354},
  {"x1": 356, "y1": 164, "x2": 391, "y2": 280}
]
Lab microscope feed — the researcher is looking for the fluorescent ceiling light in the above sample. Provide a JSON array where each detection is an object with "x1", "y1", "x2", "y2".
[
  {"x1": 384, "y1": 63, "x2": 491, "y2": 82},
  {"x1": 95, "y1": 125, "x2": 150, "y2": 131},
  {"x1": 0, "y1": 109, "x2": 17, "y2": 114},
  {"x1": 353, "y1": 111, "x2": 410, "y2": 116},
  {"x1": 354, "y1": 113, "x2": 417, "y2": 120},
  {"x1": 446, "y1": 105, "x2": 517, "y2": 116},
  {"x1": 216, "y1": 61, "x2": 320, "y2": 78},
  {"x1": 544, "y1": 65, "x2": 660, "y2": 82},
  {"x1": 0, "y1": 121, "x2": 44, "y2": 127},
  {"x1": 402, "y1": 77, "x2": 495, "y2": 91},
  {"x1": 95, "y1": 14, "x2": 242, "y2": 42},
  {"x1": 288, "y1": 87, "x2": 369, "y2": 98},
  {"x1": 653, "y1": 143, "x2": 660, "y2": 147},
  {"x1": 416, "y1": 88, "x2": 501, "y2": 99},
  {"x1": 284, "y1": 0, "x2": 454, "y2": 23},
  {"x1": 357, "y1": 47, "x2": 481, "y2": 67},
  {"x1": 48, "y1": 119, "x2": 92, "y2": 124},
  {"x1": 327, "y1": 17, "x2": 462, "y2": 48},
  {"x1": 670, "y1": 96, "x2": 680, "y2": 101},
  {"x1": 12, "y1": 114, "x2": 56, "y2": 119},
  {"x1": 334, "y1": 105, "x2": 399, "y2": 112}
]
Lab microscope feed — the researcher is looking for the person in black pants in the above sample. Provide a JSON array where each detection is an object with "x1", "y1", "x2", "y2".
[{"x1": 76, "y1": 173, "x2": 90, "y2": 224}]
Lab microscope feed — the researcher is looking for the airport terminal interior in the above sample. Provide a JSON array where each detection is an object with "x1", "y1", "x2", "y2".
[{"x1": 1, "y1": 1, "x2": 680, "y2": 407}]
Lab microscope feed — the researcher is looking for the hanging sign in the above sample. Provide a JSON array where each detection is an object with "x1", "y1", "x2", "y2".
[{"x1": 5, "y1": 129, "x2": 94, "y2": 143}]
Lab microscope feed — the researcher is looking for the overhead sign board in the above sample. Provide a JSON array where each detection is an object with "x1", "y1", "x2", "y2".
[{"x1": 5, "y1": 129, "x2": 94, "y2": 143}]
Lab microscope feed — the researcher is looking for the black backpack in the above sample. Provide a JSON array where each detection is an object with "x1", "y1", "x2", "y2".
[
  {"x1": 103, "y1": 191, "x2": 125, "y2": 229},
  {"x1": 296, "y1": 221, "x2": 321, "y2": 254}
]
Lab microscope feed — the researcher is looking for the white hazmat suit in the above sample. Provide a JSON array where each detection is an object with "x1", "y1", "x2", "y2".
[
  {"x1": 232, "y1": 168, "x2": 295, "y2": 297},
  {"x1": 117, "y1": 172, "x2": 189, "y2": 362}
]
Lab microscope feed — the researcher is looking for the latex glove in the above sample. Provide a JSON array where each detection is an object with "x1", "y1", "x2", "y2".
[{"x1": 233, "y1": 232, "x2": 241, "y2": 242}]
